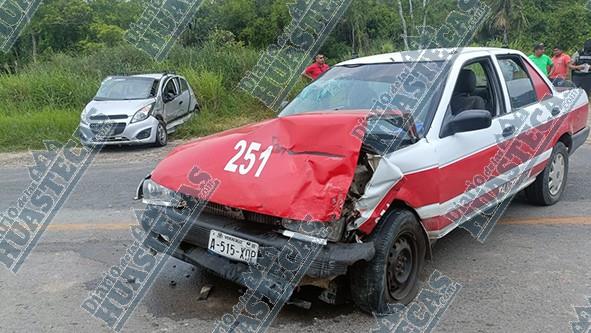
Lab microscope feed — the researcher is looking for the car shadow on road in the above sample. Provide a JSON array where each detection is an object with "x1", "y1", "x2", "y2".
[{"x1": 98, "y1": 144, "x2": 164, "y2": 154}]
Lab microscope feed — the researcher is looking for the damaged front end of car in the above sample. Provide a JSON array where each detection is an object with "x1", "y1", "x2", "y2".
[{"x1": 134, "y1": 111, "x2": 423, "y2": 303}]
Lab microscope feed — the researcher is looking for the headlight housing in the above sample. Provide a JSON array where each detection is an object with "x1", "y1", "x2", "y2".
[
  {"x1": 281, "y1": 218, "x2": 345, "y2": 242},
  {"x1": 131, "y1": 103, "x2": 154, "y2": 124},
  {"x1": 80, "y1": 107, "x2": 89, "y2": 124},
  {"x1": 141, "y1": 179, "x2": 182, "y2": 207}
]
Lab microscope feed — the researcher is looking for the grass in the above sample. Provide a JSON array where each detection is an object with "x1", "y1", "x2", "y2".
[
  {"x1": 0, "y1": 109, "x2": 80, "y2": 152},
  {"x1": 0, "y1": 42, "x2": 280, "y2": 152}
]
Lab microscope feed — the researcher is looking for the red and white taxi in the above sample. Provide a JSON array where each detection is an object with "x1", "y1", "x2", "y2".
[{"x1": 137, "y1": 48, "x2": 589, "y2": 313}]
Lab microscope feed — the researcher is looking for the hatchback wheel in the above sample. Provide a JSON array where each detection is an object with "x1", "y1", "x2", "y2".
[
  {"x1": 154, "y1": 121, "x2": 168, "y2": 147},
  {"x1": 349, "y1": 209, "x2": 427, "y2": 314},
  {"x1": 525, "y1": 142, "x2": 569, "y2": 206}
]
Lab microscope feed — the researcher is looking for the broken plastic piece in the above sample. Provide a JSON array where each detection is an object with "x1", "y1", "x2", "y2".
[
  {"x1": 287, "y1": 298, "x2": 312, "y2": 310},
  {"x1": 198, "y1": 285, "x2": 213, "y2": 300}
]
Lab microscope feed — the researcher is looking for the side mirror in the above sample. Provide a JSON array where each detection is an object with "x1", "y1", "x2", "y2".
[
  {"x1": 442, "y1": 110, "x2": 492, "y2": 137},
  {"x1": 553, "y1": 79, "x2": 576, "y2": 92}
]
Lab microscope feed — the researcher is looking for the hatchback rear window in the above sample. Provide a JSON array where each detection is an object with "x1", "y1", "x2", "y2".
[{"x1": 180, "y1": 78, "x2": 189, "y2": 92}]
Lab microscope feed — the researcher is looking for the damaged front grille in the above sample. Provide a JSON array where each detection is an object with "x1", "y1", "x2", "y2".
[
  {"x1": 204, "y1": 202, "x2": 282, "y2": 226},
  {"x1": 90, "y1": 122, "x2": 126, "y2": 136}
]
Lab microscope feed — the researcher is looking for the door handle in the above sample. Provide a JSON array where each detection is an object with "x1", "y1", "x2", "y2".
[
  {"x1": 551, "y1": 107, "x2": 560, "y2": 116},
  {"x1": 179, "y1": 101, "x2": 183, "y2": 105},
  {"x1": 502, "y1": 125, "x2": 515, "y2": 137}
]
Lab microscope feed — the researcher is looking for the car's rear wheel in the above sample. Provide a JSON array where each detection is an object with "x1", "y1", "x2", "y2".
[
  {"x1": 154, "y1": 121, "x2": 168, "y2": 147},
  {"x1": 349, "y1": 209, "x2": 427, "y2": 314},
  {"x1": 525, "y1": 142, "x2": 569, "y2": 206}
]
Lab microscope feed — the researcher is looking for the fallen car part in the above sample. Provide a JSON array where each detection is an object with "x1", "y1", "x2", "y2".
[{"x1": 198, "y1": 285, "x2": 213, "y2": 301}]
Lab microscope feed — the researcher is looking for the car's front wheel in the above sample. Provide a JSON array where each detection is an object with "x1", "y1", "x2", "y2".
[
  {"x1": 525, "y1": 142, "x2": 569, "y2": 206},
  {"x1": 349, "y1": 209, "x2": 427, "y2": 314},
  {"x1": 154, "y1": 121, "x2": 168, "y2": 147}
]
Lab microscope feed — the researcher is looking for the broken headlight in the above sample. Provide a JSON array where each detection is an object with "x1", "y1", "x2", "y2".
[
  {"x1": 141, "y1": 179, "x2": 183, "y2": 207},
  {"x1": 131, "y1": 103, "x2": 154, "y2": 123},
  {"x1": 281, "y1": 218, "x2": 345, "y2": 243}
]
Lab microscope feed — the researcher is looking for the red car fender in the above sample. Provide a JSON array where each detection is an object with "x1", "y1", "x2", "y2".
[
  {"x1": 357, "y1": 179, "x2": 406, "y2": 235},
  {"x1": 356, "y1": 176, "x2": 438, "y2": 236}
]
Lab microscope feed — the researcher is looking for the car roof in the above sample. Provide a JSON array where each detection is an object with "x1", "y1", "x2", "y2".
[
  {"x1": 336, "y1": 47, "x2": 520, "y2": 66},
  {"x1": 130, "y1": 73, "x2": 172, "y2": 79}
]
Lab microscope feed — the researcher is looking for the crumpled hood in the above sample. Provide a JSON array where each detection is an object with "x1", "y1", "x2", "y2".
[{"x1": 151, "y1": 112, "x2": 367, "y2": 222}]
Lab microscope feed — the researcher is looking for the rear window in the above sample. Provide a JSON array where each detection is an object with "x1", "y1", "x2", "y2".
[
  {"x1": 523, "y1": 60, "x2": 552, "y2": 100},
  {"x1": 180, "y1": 78, "x2": 189, "y2": 92}
]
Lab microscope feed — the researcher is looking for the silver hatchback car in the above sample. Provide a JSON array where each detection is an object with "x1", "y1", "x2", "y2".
[{"x1": 79, "y1": 73, "x2": 199, "y2": 147}]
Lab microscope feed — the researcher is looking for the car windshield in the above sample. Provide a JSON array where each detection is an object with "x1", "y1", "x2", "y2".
[
  {"x1": 94, "y1": 77, "x2": 158, "y2": 101},
  {"x1": 280, "y1": 62, "x2": 448, "y2": 136}
]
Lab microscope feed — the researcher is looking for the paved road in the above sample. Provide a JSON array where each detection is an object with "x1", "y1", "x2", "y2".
[{"x1": 0, "y1": 144, "x2": 590, "y2": 333}]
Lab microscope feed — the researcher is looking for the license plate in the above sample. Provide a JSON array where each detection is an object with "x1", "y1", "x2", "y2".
[{"x1": 208, "y1": 230, "x2": 259, "y2": 264}]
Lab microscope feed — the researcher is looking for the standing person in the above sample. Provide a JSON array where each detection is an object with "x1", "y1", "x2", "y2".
[
  {"x1": 571, "y1": 40, "x2": 591, "y2": 95},
  {"x1": 303, "y1": 54, "x2": 330, "y2": 80},
  {"x1": 529, "y1": 43, "x2": 553, "y2": 77},
  {"x1": 549, "y1": 45, "x2": 576, "y2": 86}
]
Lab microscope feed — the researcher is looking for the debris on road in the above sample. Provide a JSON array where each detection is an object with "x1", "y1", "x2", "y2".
[
  {"x1": 287, "y1": 298, "x2": 312, "y2": 310},
  {"x1": 198, "y1": 285, "x2": 213, "y2": 301}
]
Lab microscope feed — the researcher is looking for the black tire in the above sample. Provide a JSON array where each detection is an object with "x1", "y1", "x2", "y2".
[
  {"x1": 525, "y1": 142, "x2": 569, "y2": 206},
  {"x1": 349, "y1": 209, "x2": 427, "y2": 314},
  {"x1": 154, "y1": 121, "x2": 168, "y2": 147}
]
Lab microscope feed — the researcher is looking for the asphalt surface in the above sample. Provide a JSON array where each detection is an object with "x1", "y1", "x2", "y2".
[{"x1": 0, "y1": 143, "x2": 590, "y2": 333}]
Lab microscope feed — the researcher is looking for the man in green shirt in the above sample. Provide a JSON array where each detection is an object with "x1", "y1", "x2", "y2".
[{"x1": 529, "y1": 43, "x2": 553, "y2": 76}]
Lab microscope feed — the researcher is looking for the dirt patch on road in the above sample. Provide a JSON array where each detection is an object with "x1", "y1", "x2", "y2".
[{"x1": 0, "y1": 139, "x2": 191, "y2": 168}]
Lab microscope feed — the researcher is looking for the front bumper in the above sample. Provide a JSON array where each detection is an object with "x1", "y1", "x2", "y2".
[
  {"x1": 79, "y1": 116, "x2": 159, "y2": 145},
  {"x1": 139, "y1": 205, "x2": 375, "y2": 283}
]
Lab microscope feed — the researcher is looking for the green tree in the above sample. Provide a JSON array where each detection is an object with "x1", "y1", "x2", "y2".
[
  {"x1": 31, "y1": 0, "x2": 93, "y2": 52},
  {"x1": 486, "y1": 0, "x2": 529, "y2": 46},
  {"x1": 88, "y1": 0, "x2": 144, "y2": 29}
]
